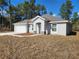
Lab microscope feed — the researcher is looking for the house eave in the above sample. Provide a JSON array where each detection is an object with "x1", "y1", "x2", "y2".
[
  {"x1": 13, "y1": 23, "x2": 32, "y2": 25},
  {"x1": 49, "y1": 20, "x2": 71, "y2": 23}
]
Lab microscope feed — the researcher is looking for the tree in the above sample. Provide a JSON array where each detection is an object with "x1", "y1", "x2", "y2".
[
  {"x1": 8, "y1": 0, "x2": 12, "y2": 30},
  {"x1": 7, "y1": 0, "x2": 16, "y2": 30},
  {"x1": 0, "y1": 0, "x2": 7, "y2": 5},
  {"x1": 0, "y1": 0, "x2": 47, "y2": 31},
  {"x1": 16, "y1": 0, "x2": 47, "y2": 19},
  {"x1": 60, "y1": 0, "x2": 73, "y2": 20},
  {"x1": 40, "y1": 5, "x2": 46, "y2": 15},
  {"x1": 35, "y1": 4, "x2": 41, "y2": 15},
  {"x1": 49, "y1": 12, "x2": 53, "y2": 15},
  {"x1": 0, "y1": 0, "x2": 7, "y2": 29},
  {"x1": 7, "y1": 0, "x2": 21, "y2": 30},
  {"x1": 17, "y1": 0, "x2": 35, "y2": 19},
  {"x1": 72, "y1": 12, "x2": 79, "y2": 30},
  {"x1": 72, "y1": 12, "x2": 79, "y2": 22}
]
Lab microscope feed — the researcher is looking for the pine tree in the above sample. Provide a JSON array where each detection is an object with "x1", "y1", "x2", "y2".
[
  {"x1": 72, "y1": 12, "x2": 79, "y2": 30},
  {"x1": 60, "y1": 0, "x2": 73, "y2": 20},
  {"x1": 0, "y1": 0, "x2": 7, "y2": 29},
  {"x1": 49, "y1": 12, "x2": 53, "y2": 15}
]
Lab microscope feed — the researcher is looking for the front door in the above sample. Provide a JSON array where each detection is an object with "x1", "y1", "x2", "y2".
[{"x1": 36, "y1": 23, "x2": 41, "y2": 34}]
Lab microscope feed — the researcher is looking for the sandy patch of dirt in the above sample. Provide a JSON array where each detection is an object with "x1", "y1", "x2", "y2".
[{"x1": 16, "y1": 33, "x2": 33, "y2": 35}]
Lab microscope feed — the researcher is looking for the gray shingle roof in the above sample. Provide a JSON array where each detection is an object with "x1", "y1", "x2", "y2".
[
  {"x1": 14, "y1": 19, "x2": 32, "y2": 24},
  {"x1": 14, "y1": 14, "x2": 68, "y2": 25},
  {"x1": 42, "y1": 14, "x2": 65, "y2": 21}
]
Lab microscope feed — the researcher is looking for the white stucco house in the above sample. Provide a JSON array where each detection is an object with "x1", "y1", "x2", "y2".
[{"x1": 13, "y1": 14, "x2": 72, "y2": 36}]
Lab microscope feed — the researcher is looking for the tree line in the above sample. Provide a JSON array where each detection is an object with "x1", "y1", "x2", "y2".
[
  {"x1": 0, "y1": 0, "x2": 79, "y2": 31},
  {"x1": 0, "y1": 0, "x2": 49, "y2": 31},
  {"x1": 60, "y1": 0, "x2": 79, "y2": 31}
]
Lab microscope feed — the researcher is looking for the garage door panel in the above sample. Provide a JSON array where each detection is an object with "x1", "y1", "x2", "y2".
[{"x1": 14, "y1": 25, "x2": 27, "y2": 33}]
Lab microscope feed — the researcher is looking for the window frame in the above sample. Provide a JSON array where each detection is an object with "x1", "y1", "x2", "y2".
[{"x1": 52, "y1": 24, "x2": 57, "y2": 31}]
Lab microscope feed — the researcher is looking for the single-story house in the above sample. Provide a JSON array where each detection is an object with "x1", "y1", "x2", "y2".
[{"x1": 13, "y1": 14, "x2": 72, "y2": 36}]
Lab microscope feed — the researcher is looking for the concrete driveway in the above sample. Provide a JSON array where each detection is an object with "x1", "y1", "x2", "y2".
[
  {"x1": 0, "y1": 32, "x2": 19, "y2": 36},
  {"x1": 0, "y1": 32, "x2": 41, "y2": 37}
]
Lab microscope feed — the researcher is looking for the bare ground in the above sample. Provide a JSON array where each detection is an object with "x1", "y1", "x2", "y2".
[{"x1": 0, "y1": 32, "x2": 79, "y2": 59}]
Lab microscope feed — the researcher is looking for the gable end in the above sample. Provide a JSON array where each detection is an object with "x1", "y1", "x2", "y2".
[{"x1": 32, "y1": 16, "x2": 45, "y2": 22}]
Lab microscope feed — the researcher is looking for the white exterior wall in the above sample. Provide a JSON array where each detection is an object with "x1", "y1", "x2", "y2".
[
  {"x1": 33, "y1": 18, "x2": 45, "y2": 34},
  {"x1": 29, "y1": 24, "x2": 33, "y2": 33},
  {"x1": 57, "y1": 23, "x2": 67, "y2": 35},
  {"x1": 13, "y1": 15, "x2": 71, "y2": 35},
  {"x1": 14, "y1": 24, "x2": 27, "y2": 33},
  {"x1": 50, "y1": 23, "x2": 67, "y2": 35}
]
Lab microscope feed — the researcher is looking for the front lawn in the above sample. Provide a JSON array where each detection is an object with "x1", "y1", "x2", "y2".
[{"x1": 0, "y1": 32, "x2": 79, "y2": 59}]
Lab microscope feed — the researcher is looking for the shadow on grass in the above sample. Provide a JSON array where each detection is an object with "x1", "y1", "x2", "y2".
[{"x1": 68, "y1": 31, "x2": 77, "y2": 36}]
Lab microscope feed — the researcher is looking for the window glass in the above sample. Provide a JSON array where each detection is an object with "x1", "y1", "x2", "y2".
[{"x1": 52, "y1": 24, "x2": 56, "y2": 31}]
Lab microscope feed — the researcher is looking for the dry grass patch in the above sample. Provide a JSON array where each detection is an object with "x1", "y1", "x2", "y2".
[{"x1": 0, "y1": 32, "x2": 79, "y2": 59}]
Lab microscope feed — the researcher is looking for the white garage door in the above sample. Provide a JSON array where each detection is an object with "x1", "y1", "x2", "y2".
[{"x1": 14, "y1": 25, "x2": 27, "y2": 33}]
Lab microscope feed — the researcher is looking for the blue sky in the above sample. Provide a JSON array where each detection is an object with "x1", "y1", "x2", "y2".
[{"x1": 12, "y1": 0, "x2": 79, "y2": 16}]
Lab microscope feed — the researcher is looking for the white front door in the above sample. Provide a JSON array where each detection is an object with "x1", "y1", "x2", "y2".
[{"x1": 36, "y1": 23, "x2": 41, "y2": 34}]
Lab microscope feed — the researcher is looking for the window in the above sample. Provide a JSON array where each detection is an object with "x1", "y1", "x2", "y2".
[{"x1": 52, "y1": 24, "x2": 56, "y2": 31}]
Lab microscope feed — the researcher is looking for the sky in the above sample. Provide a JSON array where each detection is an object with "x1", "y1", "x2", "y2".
[{"x1": 11, "y1": 0, "x2": 79, "y2": 16}]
